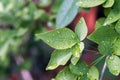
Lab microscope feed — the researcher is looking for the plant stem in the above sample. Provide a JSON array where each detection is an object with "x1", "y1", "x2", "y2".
[
  {"x1": 91, "y1": 55, "x2": 105, "y2": 66},
  {"x1": 100, "y1": 56, "x2": 109, "y2": 80}
]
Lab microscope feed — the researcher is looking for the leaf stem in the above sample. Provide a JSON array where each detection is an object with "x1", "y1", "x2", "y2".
[
  {"x1": 91, "y1": 55, "x2": 105, "y2": 66},
  {"x1": 99, "y1": 56, "x2": 109, "y2": 80}
]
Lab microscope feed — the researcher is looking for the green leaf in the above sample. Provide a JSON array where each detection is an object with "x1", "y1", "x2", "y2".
[
  {"x1": 72, "y1": 42, "x2": 84, "y2": 58},
  {"x1": 16, "y1": 28, "x2": 28, "y2": 37},
  {"x1": 56, "y1": 0, "x2": 79, "y2": 28},
  {"x1": 115, "y1": 19, "x2": 120, "y2": 34},
  {"x1": 35, "y1": 28, "x2": 79, "y2": 49},
  {"x1": 87, "y1": 66, "x2": 99, "y2": 80},
  {"x1": 75, "y1": 17, "x2": 88, "y2": 41},
  {"x1": 95, "y1": 18, "x2": 105, "y2": 30},
  {"x1": 106, "y1": 55, "x2": 120, "y2": 76},
  {"x1": 71, "y1": 44, "x2": 81, "y2": 65},
  {"x1": 102, "y1": 0, "x2": 114, "y2": 8},
  {"x1": 112, "y1": 37, "x2": 120, "y2": 55},
  {"x1": 104, "y1": 8, "x2": 111, "y2": 17},
  {"x1": 55, "y1": 67, "x2": 77, "y2": 80},
  {"x1": 104, "y1": 0, "x2": 120, "y2": 26},
  {"x1": 46, "y1": 48, "x2": 72, "y2": 70},
  {"x1": 98, "y1": 41, "x2": 113, "y2": 55},
  {"x1": 71, "y1": 56, "x2": 80, "y2": 66},
  {"x1": 88, "y1": 26, "x2": 118, "y2": 44},
  {"x1": 69, "y1": 61, "x2": 88, "y2": 76},
  {"x1": 51, "y1": 0, "x2": 63, "y2": 13},
  {"x1": 76, "y1": 0, "x2": 106, "y2": 8},
  {"x1": 78, "y1": 74, "x2": 89, "y2": 80},
  {"x1": 0, "y1": 29, "x2": 26, "y2": 61},
  {"x1": 39, "y1": 0, "x2": 51, "y2": 7},
  {"x1": 0, "y1": 2, "x2": 4, "y2": 12},
  {"x1": 71, "y1": 42, "x2": 84, "y2": 65},
  {"x1": 0, "y1": 29, "x2": 16, "y2": 41},
  {"x1": 0, "y1": 40, "x2": 11, "y2": 61}
]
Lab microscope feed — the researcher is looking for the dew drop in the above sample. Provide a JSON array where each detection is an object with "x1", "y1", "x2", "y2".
[
  {"x1": 75, "y1": 52, "x2": 79, "y2": 57},
  {"x1": 109, "y1": 56, "x2": 114, "y2": 60},
  {"x1": 113, "y1": 70, "x2": 119, "y2": 75},
  {"x1": 103, "y1": 22, "x2": 107, "y2": 26},
  {"x1": 79, "y1": 20, "x2": 82, "y2": 24}
]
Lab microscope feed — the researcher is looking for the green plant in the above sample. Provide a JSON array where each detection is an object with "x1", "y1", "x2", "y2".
[{"x1": 36, "y1": 0, "x2": 120, "y2": 80}]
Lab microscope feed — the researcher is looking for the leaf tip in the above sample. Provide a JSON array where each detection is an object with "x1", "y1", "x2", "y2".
[
  {"x1": 46, "y1": 64, "x2": 58, "y2": 70},
  {"x1": 103, "y1": 22, "x2": 108, "y2": 26}
]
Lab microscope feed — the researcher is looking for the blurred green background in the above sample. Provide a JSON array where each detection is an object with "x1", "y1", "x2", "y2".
[{"x1": 0, "y1": 0, "x2": 63, "y2": 80}]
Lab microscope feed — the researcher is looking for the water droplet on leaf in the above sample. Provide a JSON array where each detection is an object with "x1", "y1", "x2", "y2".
[
  {"x1": 79, "y1": 20, "x2": 82, "y2": 24},
  {"x1": 109, "y1": 56, "x2": 114, "y2": 60}
]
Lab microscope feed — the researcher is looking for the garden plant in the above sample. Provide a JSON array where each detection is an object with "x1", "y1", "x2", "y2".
[
  {"x1": 36, "y1": 0, "x2": 120, "y2": 80},
  {"x1": 0, "y1": 0, "x2": 120, "y2": 80}
]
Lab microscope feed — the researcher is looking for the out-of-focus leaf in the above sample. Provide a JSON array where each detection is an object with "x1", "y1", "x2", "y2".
[
  {"x1": 0, "y1": 40, "x2": 11, "y2": 61},
  {"x1": 56, "y1": 0, "x2": 79, "y2": 28},
  {"x1": 51, "y1": 0, "x2": 63, "y2": 13},
  {"x1": 16, "y1": 28, "x2": 28, "y2": 37},
  {"x1": 39, "y1": 0, "x2": 51, "y2": 7},
  {"x1": 0, "y1": 2, "x2": 4, "y2": 12}
]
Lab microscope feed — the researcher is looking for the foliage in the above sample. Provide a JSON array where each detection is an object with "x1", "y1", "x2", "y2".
[
  {"x1": 0, "y1": 0, "x2": 120, "y2": 80},
  {"x1": 36, "y1": 0, "x2": 120, "y2": 80},
  {"x1": 0, "y1": 0, "x2": 59, "y2": 78}
]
